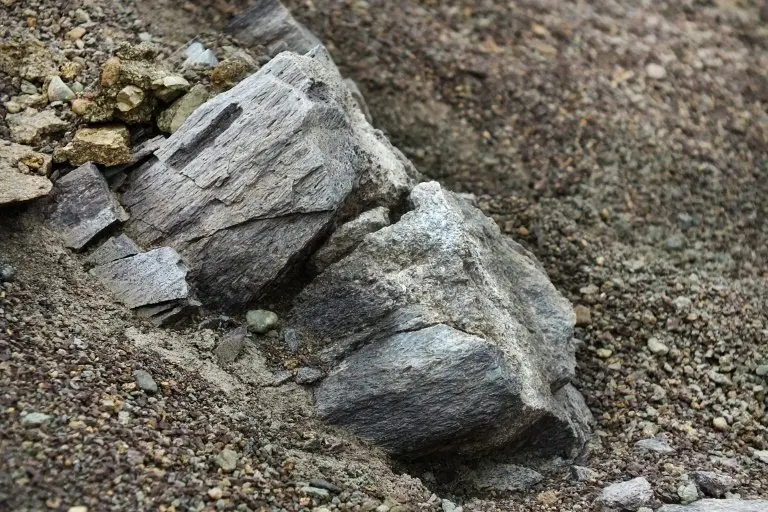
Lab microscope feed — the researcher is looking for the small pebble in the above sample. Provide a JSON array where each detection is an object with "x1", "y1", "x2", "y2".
[
  {"x1": 647, "y1": 337, "x2": 669, "y2": 355},
  {"x1": 713, "y1": 417, "x2": 729, "y2": 431},
  {"x1": 47, "y1": 76, "x2": 74, "y2": 102},
  {"x1": 208, "y1": 487, "x2": 223, "y2": 500},
  {"x1": 214, "y1": 448, "x2": 238, "y2": 472},
  {"x1": 646, "y1": 63, "x2": 667, "y2": 79},
  {"x1": 133, "y1": 369, "x2": 158, "y2": 394},
  {"x1": 574, "y1": 305, "x2": 591, "y2": 326},
  {"x1": 21, "y1": 412, "x2": 52, "y2": 426},
  {"x1": 596, "y1": 348, "x2": 613, "y2": 359},
  {"x1": 295, "y1": 367, "x2": 324, "y2": 384},
  {"x1": 677, "y1": 481, "x2": 699, "y2": 504},
  {"x1": 246, "y1": 309, "x2": 279, "y2": 334},
  {"x1": 0, "y1": 263, "x2": 15, "y2": 282},
  {"x1": 635, "y1": 437, "x2": 675, "y2": 454}
]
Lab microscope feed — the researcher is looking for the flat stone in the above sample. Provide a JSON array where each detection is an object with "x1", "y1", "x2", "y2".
[
  {"x1": 7, "y1": 108, "x2": 68, "y2": 145},
  {"x1": 690, "y1": 471, "x2": 736, "y2": 497},
  {"x1": 151, "y1": 74, "x2": 190, "y2": 102},
  {"x1": 0, "y1": 141, "x2": 52, "y2": 205},
  {"x1": 58, "y1": 125, "x2": 132, "y2": 167},
  {"x1": 89, "y1": 247, "x2": 189, "y2": 308},
  {"x1": 84, "y1": 234, "x2": 141, "y2": 266},
  {"x1": 21, "y1": 412, "x2": 53, "y2": 426},
  {"x1": 133, "y1": 369, "x2": 158, "y2": 393},
  {"x1": 598, "y1": 477, "x2": 654, "y2": 510},
  {"x1": 658, "y1": 499, "x2": 768, "y2": 512},
  {"x1": 754, "y1": 450, "x2": 768, "y2": 464},
  {"x1": 635, "y1": 437, "x2": 675, "y2": 454},
  {"x1": 46, "y1": 162, "x2": 128, "y2": 249},
  {"x1": 214, "y1": 326, "x2": 247, "y2": 364}
]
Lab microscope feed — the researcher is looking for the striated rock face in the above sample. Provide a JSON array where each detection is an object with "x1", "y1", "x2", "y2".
[
  {"x1": 227, "y1": 0, "x2": 321, "y2": 56},
  {"x1": 46, "y1": 162, "x2": 128, "y2": 249},
  {"x1": 291, "y1": 182, "x2": 591, "y2": 459},
  {"x1": 122, "y1": 48, "x2": 417, "y2": 309}
]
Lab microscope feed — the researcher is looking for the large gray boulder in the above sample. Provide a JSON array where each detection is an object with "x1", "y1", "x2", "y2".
[
  {"x1": 122, "y1": 48, "x2": 417, "y2": 309},
  {"x1": 290, "y1": 181, "x2": 591, "y2": 459}
]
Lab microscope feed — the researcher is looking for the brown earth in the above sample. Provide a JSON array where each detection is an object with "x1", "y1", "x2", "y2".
[{"x1": 2, "y1": 0, "x2": 768, "y2": 510}]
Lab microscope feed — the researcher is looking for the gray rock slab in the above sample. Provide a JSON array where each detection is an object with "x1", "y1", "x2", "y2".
[
  {"x1": 89, "y1": 247, "x2": 189, "y2": 308},
  {"x1": 295, "y1": 181, "x2": 590, "y2": 459},
  {"x1": 227, "y1": 0, "x2": 321, "y2": 56},
  {"x1": 658, "y1": 500, "x2": 768, "y2": 512},
  {"x1": 598, "y1": 477, "x2": 654, "y2": 510},
  {"x1": 47, "y1": 162, "x2": 128, "y2": 249},
  {"x1": 84, "y1": 234, "x2": 141, "y2": 266},
  {"x1": 122, "y1": 49, "x2": 417, "y2": 308}
]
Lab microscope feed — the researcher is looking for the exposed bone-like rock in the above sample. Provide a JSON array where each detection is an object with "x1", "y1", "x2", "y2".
[
  {"x1": 122, "y1": 49, "x2": 417, "y2": 308},
  {"x1": 46, "y1": 163, "x2": 128, "y2": 249},
  {"x1": 292, "y1": 181, "x2": 591, "y2": 459},
  {"x1": 89, "y1": 247, "x2": 189, "y2": 309}
]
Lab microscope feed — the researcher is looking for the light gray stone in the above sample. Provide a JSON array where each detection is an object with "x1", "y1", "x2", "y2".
[
  {"x1": 21, "y1": 412, "x2": 52, "y2": 426},
  {"x1": 47, "y1": 76, "x2": 74, "y2": 102},
  {"x1": 89, "y1": 247, "x2": 189, "y2": 308},
  {"x1": 295, "y1": 181, "x2": 590, "y2": 459},
  {"x1": 246, "y1": 310, "x2": 279, "y2": 334},
  {"x1": 214, "y1": 448, "x2": 238, "y2": 472},
  {"x1": 84, "y1": 234, "x2": 141, "y2": 266},
  {"x1": 679, "y1": 481, "x2": 700, "y2": 504},
  {"x1": 598, "y1": 477, "x2": 653, "y2": 510},
  {"x1": 214, "y1": 326, "x2": 247, "y2": 364},
  {"x1": 183, "y1": 42, "x2": 218, "y2": 68},
  {"x1": 47, "y1": 162, "x2": 128, "y2": 249},
  {"x1": 635, "y1": 437, "x2": 675, "y2": 454},
  {"x1": 133, "y1": 369, "x2": 158, "y2": 393},
  {"x1": 658, "y1": 499, "x2": 768, "y2": 512},
  {"x1": 571, "y1": 465, "x2": 599, "y2": 482},
  {"x1": 227, "y1": 0, "x2": 321, "y2": 56},
  {"x1": 122, "y1": 49, "x2": 417, "y2": 309},
  {"x1": 312, "y1": 206, "x2": 390, "y2": 272},
  {"x1": 691, "y1": 471, "x2": 737, "y2": 498}
]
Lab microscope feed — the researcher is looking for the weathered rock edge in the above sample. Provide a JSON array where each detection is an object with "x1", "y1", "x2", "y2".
[
  {"x1": 122, "y1": 47, "x2": 417, "y2": 309},
  {"x1": 291, "y1": 182, "x2": 592, "y2": 460}
]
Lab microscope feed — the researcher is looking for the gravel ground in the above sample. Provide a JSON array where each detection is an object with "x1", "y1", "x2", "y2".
[{"x1": 2, "y1": 0, "x2": 768, "y2": 510}]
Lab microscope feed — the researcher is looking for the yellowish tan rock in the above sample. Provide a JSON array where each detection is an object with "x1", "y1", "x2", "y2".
[{"x1": 57, "y1": 125, "x2": 131, "y2": 166}]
